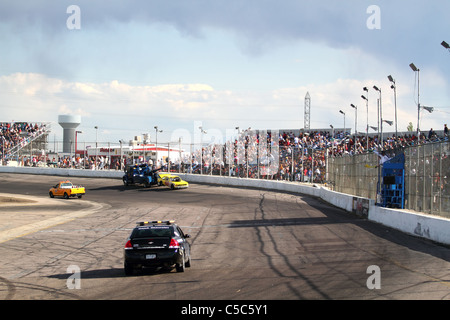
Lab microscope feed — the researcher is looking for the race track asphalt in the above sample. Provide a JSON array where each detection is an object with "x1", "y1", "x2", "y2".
[{"x1": 0, "y1": 173, "x2": 449, "y2": 303}]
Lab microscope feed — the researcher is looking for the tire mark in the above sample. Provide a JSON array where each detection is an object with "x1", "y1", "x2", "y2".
[
  {"x1": 0, "y1": 276, "x2": 16, "y2": 300},
  {"x1": 254, "y1": 192, "x2": 331, "y2": 299},
  {"x1": 9, "y1": 205, "x2": 162, "y2": 280},
  {"x1": 8, "y1": 280, "x2": 82, "y2": 300}
]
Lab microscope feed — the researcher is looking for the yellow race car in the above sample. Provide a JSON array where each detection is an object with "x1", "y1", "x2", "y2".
[
  {"x1": 162, "y1": 175, "x2": 189, "y2": 190},
  {"x1": 156, "y1": 172, "x2": 172, "y2": 186}
]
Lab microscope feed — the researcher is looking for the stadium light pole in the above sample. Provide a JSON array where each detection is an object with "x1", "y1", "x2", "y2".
[
  {"x1": 75, "y1": 130, "x2": 82, "y2": 156},
  {"x1": 350, "y1": 104, "x2": 358, "y2": 154},
  {"x1": 339, "y1": 110, "x2": 346, "y2": 136},
  {"x1": 373, "y1": 85, "x2": 383, "y2": 205},
  {"x1": 199, "y1": 126, "x2": 207, "y2": 174},
  {"x1": 94, "y1": 126, "x2": 98, "y2": 170},
  {"x1": 409, "y1": 63, "x2": 421, "y2": 142},
  {"x1": 142, "y1": 133, "x2": 146, "y2": 163},
  {"x1": 119, "y1": 139, "x2": 124, "y2": 171},
  {"x1": 373, "y1": 86, "x2": 383, "y2": 150},
  {"x1": 388, "y1": 75, "x2": 398, "y2": 138},
  {"x1": 362, "y1": 87, "x2": 369, "y2": 150},
  {"x1": 154, "y1": 126, "x2": 163, "y2": 167},
  {"x1": 329, "y1": 125, "x2": 334, "y2": 156},
  {"x1": 350, "y1": 104, "x2": 358, "y2": 136}
]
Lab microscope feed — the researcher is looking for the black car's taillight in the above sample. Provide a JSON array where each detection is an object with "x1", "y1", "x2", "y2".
[
  {"x1": 169, "y1": 238, "x2": 180, "y2": 248},
  {"x1": 124, "y1": 240, "x2": 133, "y2": 249}
]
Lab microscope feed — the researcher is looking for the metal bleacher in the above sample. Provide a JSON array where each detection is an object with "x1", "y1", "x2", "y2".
[{"x1": 2, "y1": 123, "x2": 51, "y2": 162}]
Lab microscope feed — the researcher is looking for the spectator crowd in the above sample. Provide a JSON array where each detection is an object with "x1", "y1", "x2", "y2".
[
  {"x1": 1, "y1": 121, "x2": 448, "y2": 185},
  {"x1": 179, "y1": 125, "x2": 449, "y2": 184},
  {"x1": 1, "y1": 122, "x2": 48, "y2": 165}
]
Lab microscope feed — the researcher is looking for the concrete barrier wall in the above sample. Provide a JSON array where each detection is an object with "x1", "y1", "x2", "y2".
[
  {"x1": 0, "y1": 166, "x2": 122, "y2": 179},
  {"x1": 1, "y1": 166, "x2": 449, "y2": 245},
  {"x1": 369, "y1": 206, "x2": 450, "y2": 246}
]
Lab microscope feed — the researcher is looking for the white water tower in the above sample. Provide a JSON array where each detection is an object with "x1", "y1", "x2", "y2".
[{"x1": 58, "y1": 115, "x2": 81, "y2": 153}]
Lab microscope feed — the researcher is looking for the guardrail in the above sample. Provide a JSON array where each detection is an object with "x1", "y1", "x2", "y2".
[{"x1": 1, "y1": 165, "x2": 449, "y2": 245}]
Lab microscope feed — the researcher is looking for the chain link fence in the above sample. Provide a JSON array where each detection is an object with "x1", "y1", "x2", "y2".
[
  {"x1": 328, "y1": 140, "x2": 450, "y2": 218},
  {"x1": 405, "y1": 141, "x2": 450, "y2": 217},
  {"x1": 327, "y1": 152, "x2": 379, "y2": 200}
]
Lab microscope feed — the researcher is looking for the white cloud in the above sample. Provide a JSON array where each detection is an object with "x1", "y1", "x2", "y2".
[{"x1": 0, "y1": 72, "x2": 445, "y2": 144}]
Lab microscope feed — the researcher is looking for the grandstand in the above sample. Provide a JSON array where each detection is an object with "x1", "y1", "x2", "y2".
[{"x1": 0, "y1": 122, "x2": 51, "y2": 166}]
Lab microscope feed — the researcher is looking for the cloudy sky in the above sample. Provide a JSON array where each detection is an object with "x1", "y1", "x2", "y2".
[{"x1": 1, "y1": 0, "x2": 450, "y2": 147}]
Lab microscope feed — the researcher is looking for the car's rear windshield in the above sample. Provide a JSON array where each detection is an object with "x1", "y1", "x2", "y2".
[{"x1": 132, "y1": 226, "x2": 173, "y2": 238}]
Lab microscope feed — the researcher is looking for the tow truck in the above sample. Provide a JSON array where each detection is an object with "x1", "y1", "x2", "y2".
[{"x1": 122, "y1": 164, "x2": 161, "y2": 188}]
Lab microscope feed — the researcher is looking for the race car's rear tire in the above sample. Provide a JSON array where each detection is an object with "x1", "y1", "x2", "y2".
[
  {"x1": 185, "y1": 255, "x2": 191, "y2": 268},
  {"x1": 176, "y1": 255, "x2": 185, "y2": 272},
  {"x1": 124, "y1": 262, "x2": 134, "y2": 276},
  {"x1": 49, "y1": 192, "x2": 54, "y2": 198}
]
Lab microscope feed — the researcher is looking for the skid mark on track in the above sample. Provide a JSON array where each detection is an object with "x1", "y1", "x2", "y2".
[
  {"x1": 253, "y1": 192, "x2": 331, "y2": 299},
  {"x1": 0, "y1": 276, "x2": 16, "y2": 300}
]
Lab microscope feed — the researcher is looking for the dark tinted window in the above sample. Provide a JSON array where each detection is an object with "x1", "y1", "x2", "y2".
[{"x1": 132, "y1": 226, "x2": 173, "y2": 238}]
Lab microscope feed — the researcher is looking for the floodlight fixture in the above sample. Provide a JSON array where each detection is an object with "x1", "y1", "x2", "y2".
[
  {"x1": 388, "y1": 75, "x2": 398, "y2": 137},
  {"x1": 422, "y1": 106, "x2": 434, "y2": 113},
  {"x1": 442, "y1": 41, "x2": 450, "y2": 49},
  {"x1": 409, "y1": 63, "x2": 419, "y2": 72}
]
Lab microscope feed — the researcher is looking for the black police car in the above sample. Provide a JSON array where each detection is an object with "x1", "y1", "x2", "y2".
[{"x1": 124, "y1": 220, "x2": 191, "y2": 275}]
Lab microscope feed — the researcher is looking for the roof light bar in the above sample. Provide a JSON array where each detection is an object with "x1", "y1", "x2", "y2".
[{"x1": 136, "y1": 220, "x2": 175, "y2": 226}]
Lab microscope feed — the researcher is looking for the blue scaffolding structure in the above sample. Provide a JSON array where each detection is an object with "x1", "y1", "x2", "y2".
[{"x1": 380, "y1": 153, "x2": 405, "y2": 209}]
